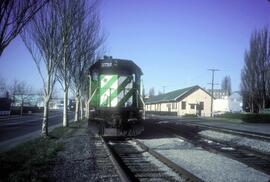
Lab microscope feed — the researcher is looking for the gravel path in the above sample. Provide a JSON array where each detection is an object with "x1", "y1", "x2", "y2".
[
  {"x1": 199, "y1": 130, "x2": 270, "y2": 154},
  {"x1": 49, "y1": 124, "x2": 121, "y2": 182},
  {"x1": 139, "y1": 138, "x2": 270, "y2": 182}
]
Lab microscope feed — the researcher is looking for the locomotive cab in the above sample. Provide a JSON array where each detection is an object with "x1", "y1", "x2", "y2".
[{"x1": 89, "y1": 56, "x2": 144, "y2": 136}]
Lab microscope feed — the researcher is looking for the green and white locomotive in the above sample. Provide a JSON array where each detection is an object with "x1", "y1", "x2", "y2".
[{"x1": 89, "y1": 56, "x2": 144, "y2": 135}]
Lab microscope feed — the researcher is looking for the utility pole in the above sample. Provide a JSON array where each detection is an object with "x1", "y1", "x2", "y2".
[{"x1": 208, "y1": 69, "x2": 219, "y2": 117}]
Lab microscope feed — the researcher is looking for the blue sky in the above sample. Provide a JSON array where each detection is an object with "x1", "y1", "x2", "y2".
[{"x1": 0, "y1": 0, "x2": 270, "y2": 95}]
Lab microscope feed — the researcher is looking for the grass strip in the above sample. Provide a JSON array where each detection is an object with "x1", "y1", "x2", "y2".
[
  {"x1": 215, "y1": 112, "x2": 270, "y2": 123},
  {"x1": 0, "y1": 119, "x2": 86, "y2": 182}
]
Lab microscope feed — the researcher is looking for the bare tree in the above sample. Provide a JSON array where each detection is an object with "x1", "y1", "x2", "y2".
[
  {"x1": 54, "y1": 0, "x2": 81, "y2": 127},
  {"x1": 0, "y1": 75, "x2": 7, "y2": 93},
  {"x1": 70, "y1": 0, "x2": 104, "y2": 122},
  {"x1": 241, "y1": 27, "x2": 270, "y2": 113},
  {"x1": 9, "y1": 80, "x2": 33, "y2": 116},
  {"x1": 21, "y1": 1, "x2": 61, "y2": 137},
  {"x1": 0, "y1": 0, "x2": 48, "y2": 56},
  {"x1": 221, "y1": 75, "x2": 231, "y2": 95},
  {"x1": 149, "y1": 87, "x2": 155, "y2": 98}
]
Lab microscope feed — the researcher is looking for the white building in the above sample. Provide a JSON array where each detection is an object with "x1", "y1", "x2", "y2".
[
  {"x1": 213, "y1": 98, "x2": 229, "y2": 114},
  {"x1": 145, "y1": 85, "x2": 213, "y2": 117},
  {"x1": 208, "y1": 89, "x2": 229, "y2": 99},
  {"x1": 213, "y1": 91, "x2": 243, "y2": 114},
  {"x1": 49, "y1": 98, "x2": 64, "y2": 110},
  {"x1": 228, "y1": 92, "x2": 243, "y2": 112}
]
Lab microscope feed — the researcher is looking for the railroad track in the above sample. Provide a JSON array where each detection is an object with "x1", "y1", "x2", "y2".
[
  {"x1": 102, "y1": 136, "x2": 202, "y2": 182},
  {"x1": 152, "y1": 121, "x2": 270, "y2": 175},
  {"x1": 148, "y1": 116, "x2": 270, "y2": 140},
  {"x1": 182, "y1": 121, "x2": 270, "y2": 141}
]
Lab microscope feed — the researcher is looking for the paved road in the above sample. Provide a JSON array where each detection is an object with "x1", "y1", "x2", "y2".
[{"x1": 0, "y1": 111, "x2": 74, "y2": 143}]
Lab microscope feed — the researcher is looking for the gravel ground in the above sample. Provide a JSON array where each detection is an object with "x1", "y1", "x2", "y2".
[
  {"x1": 139, "y1": 138, "x2": 195, "y2": 150},
  {"x1": 157, "y1": 120, "x2": 170, "y2": 124},
  {"x1": 48, "y1": 125, "x2": 121, "y2": 182},
  {"x1": 199, "y1": 130, "x2": 270, "y2": 154},
  {"x1": 139, "y1": 138, "x2": 270, "y2": 182}
]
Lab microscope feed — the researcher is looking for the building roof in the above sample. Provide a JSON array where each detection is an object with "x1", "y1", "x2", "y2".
[{"x1": 145, "y1": 85, "x2": 210, "y2": 104}]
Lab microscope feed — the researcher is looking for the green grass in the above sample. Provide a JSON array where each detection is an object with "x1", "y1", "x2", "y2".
[
  {"x1": 215, "y1": 112, "x2": 270, "y2": 123},
  {"x1": 0, "y1": 119, "x2": 86, "y2": 182},
  {"x1": 183, "y1": 114, "x2": 198, "y2": 118}
]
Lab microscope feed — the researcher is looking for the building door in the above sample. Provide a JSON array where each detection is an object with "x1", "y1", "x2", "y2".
[
  {"x1": 167, "y1": 104, "x2": 171, "y2": 112},
  {"x1": 196, "y1": 104, "x2": 201, "y2": 116},
  {"x1": 197, "y1": 102, "x2": 204, "y2": 116}
]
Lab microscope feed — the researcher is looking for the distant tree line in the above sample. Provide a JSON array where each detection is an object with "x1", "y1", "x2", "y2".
[
  {"x1": 241, "y1": 27, "x2": 270, "y2": 113},
  {"x1": 0, "y1": 78, "x2": 43, "y2": 115}
]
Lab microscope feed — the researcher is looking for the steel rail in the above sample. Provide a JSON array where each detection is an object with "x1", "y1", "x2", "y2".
[
  {"x1": 182, "y1": 122, "x2": 270, "y2": 141},
  {"x1": 134, "y1": 138, "x2": 203, "y2": 182},
  {"x1": 101, "y1": 136, "x2": 132, "y2": 182},
  {"x1": 157, "y1": 123, "x2": 270, "y2": 175}
]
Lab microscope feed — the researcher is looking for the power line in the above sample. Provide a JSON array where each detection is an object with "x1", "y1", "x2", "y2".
[{"x1": 208, "y1": 68, "x2": 219, "y2": 117}]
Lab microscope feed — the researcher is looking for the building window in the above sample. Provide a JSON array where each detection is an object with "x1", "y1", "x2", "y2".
[
  {"x1": 200, "y1": 102, "x2": 204, "y2": 110},
  {"x1": 181, "y1": 101, "x2": 186, "y2": 110},
  {"x1": 190, "y1": 104, "x2": 195, "y2": 109}
]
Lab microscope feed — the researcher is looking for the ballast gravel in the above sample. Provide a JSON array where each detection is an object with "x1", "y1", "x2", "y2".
[
  {"x1": 49, "y1": 125, "x2": 121, "y2": 182},
  {"x1": 139, "y1": 138, "x2": 270, "y2": 182},
  {"x1": 199, "y1": 130, "x2": 270, "y2": 154}
]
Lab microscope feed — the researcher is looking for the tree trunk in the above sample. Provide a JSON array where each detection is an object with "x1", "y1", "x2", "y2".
[
  {"x1": 86, "y1": 75, "x2": 91, "y2": 120},
  {"x1": 86, "y1": 99, "x2": 91, "y2": 119},
  {"x1": 41, "y1": 97, "x2": 49, "y2": 137},
  {"x1": 251, "y1": 96, "x2": 254, "y2": 113},
  {"x1": 85, "y1": 100, "x2": 89, "y2": 119},
  {"x1": 262, "y1": 97, "x2": 265, "y2": 111},
  {"x1": 74, "y1": 90, "x2": 80, "y2": 122},
  {"x1": 20, "y1": 100, "x2": 23, "y2": 116},
  {"x1": 80, "y1": 98, "x2": 83, "y2": 120},
  {"x1": 42, "y1": 74, "x2": 52, "y2": 138},
  {"x1": 79, "y1": 91, "x2": 83, "y2": 120},
  {"x1": 63, "y1": 82, "x2": 69, "y2": 127}
]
